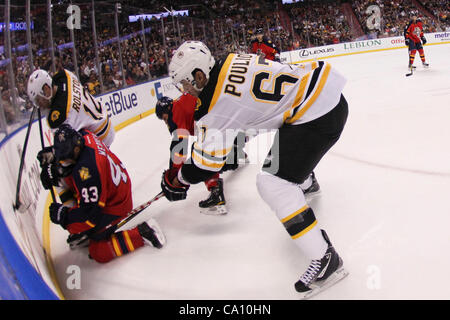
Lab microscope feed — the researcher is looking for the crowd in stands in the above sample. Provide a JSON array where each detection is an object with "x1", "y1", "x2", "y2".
[
  {"x1": 0, "y1": 0, "x2": 449, "y2": 131},
  {"x1": 286, "y1": 1, "x2": 353, "y2": 47},
  {"x1": 419, "y1": 0, "x2": 450, "y2": 27}
]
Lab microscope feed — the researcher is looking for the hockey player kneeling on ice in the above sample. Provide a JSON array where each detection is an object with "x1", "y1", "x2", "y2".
[
  {"x1": 40, "y1": 124, "x2": 165, "y2": 263},
  {"x1": 161, "y1": 41, "x2": 349, "y2": 298},
  {"x1": 156, "y1": 94, "x2": 246, "y2": 215}
]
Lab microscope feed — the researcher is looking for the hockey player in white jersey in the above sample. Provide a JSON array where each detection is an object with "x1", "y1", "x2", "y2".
[
  {"x1": 27, "y1": 68, "x2": 115, "y2": 146},
  {"x1": 160, "y1": 41, "x2": 349, "y2": 298}
]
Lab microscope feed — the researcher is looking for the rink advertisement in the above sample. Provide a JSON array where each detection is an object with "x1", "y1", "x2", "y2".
[
  {"x1": 434, "y1": 32, "x2": 450, "y2": 42},
  {"x1": 96, "y1": 77, "x2": 181, "y2": 130},
  {"x1": 281, "y1": 32, "x2": 450, "y2": 64}
]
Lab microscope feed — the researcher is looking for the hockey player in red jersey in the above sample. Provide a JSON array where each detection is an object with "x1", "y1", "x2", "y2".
[
  {"x1": 39, "y1": 124, "x2": 165, "y2": 263},
  {"x1": 250, "y1": 28, "x2": 280, "y2": 62},
  {"x1": 155, "y1": 93, "x2": 227, "y2": 215},
  {"x1": 404, "y1": 16, "x2": 429, "y2": 69}
]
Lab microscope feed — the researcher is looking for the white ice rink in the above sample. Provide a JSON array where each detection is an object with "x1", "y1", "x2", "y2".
[{"x1": 50, "y1": 43, "x2": 450, "y2": 300}]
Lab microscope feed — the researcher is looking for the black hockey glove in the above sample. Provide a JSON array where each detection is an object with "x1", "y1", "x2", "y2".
[
  {"x1": 49, "y1": 203, "x2": 69, "y2": 228},
  {"x1": 404, "y1": 38, "x2": 410, "y2": 46},
  {"x1": 421, "y1": 36, "x2": 427, "y2": 45},
  {"x1": 67, "y1": 232, "x2": 90, "y2": 250},
  {"x1": 40, "y1": 163, "x2": 61, "y2": 189},
  {"x1": 161, "y1": 168, "x2": 189, "y2": 201},
  {"x1": 37, "y1": 146, "x2": 55, "y2": 167}
]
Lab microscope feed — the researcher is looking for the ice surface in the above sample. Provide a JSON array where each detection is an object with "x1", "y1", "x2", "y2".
[{"x1": 50, "y1": 44, "x2": 450, "y2": 299}]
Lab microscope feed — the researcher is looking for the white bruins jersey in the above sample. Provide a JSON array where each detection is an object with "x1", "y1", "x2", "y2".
[
  {"x1": 48, "y1": 69, "x2": 114, "y2": 147},
  {"x1": 191, "y1": 53, "x2": 346, "y2": 172}
]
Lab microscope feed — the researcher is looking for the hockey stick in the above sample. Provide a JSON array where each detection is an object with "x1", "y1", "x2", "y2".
[
  {"x1": 405, "y1": 66, "x2": 414, "y2": 77},
  {"x1": 68, "y1": 191, "x2": 165, "y2": 249},
  {"x1": 405, "y1": 47, "x2": 414, "y2": 77},
  {"x1": 37, "y1": 108, "x2": 56, "y2": 203},
  {"x1": 13, "y1": 106, "x2": 37, "y2": 212},
  {"x1": 114, "y1": 191, "x2": 165, "y2": 231}
]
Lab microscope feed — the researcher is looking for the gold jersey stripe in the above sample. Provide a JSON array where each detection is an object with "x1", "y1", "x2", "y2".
[
  {"x1": 193, "y1": 142, "x2": 232, "y2": 158},
  {"x1": 283, "y1": 73, "x2": 312, "y2": 123},
  {"x1": 192, "y1": 151, "x2": 225, "y2": 169},
  {"x1": 85, "y1": 220, "x2": 95, "y2": 228},
  {"x1": 123, "y1": 231, "x2": 135, "y2": 252},
  {"x1": 93, "y1": 117, "x2": 109, "y2": 135},
  {"x1": 111, "y1": 235, "x2": 123, "y2": 257},
  {"x1": 286, "y1": 62, "x2": 332, "y2": 124},
  {"x1": 64, "y1": 70, "x2": 73, "y2": 119},
  {"x1": 98, "y1": 120, "x2": 112, "y2": 141},
  {"x1": 208, "y1": 54, "x2": 235, "y2": 113}
]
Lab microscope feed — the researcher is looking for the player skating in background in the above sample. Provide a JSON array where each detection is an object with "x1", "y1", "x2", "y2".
[
  {"x1": 250, "y1": 28, "x2": 280, "y2": 62},
  {"x1": 404, "y1": 15, "x2": 429, "y2": 71},
  {"x1": 161, "y1": 41, "x2": 348, "y2": 298},
  {"x1": 40, "y1": 124, "x2": 165, "y2": 262}
]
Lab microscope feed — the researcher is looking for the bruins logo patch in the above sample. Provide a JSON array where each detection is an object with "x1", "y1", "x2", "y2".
[
  {"x1": 79, "y1": 167, "x2": 91, "y2": 181},
  {"x1": 195, "y1": 98, "x2": 202, "y2": 111},
  {"x1": 51, "y1": 110, "x2": 60, "y2": 122}
]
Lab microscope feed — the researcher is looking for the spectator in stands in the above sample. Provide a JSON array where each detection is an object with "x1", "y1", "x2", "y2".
[
  {"x1": 1, "y1": 89, "x2": 17, "y2": 125},
  {"x1": 104, "y1": 73, "x2": 117, "y2": 92},
  {"x1": 113, "y1": 72, "x2": 123, "y2": 89},
  {"x1": 86, "y1": 72, "x2": 101, "y2": 96}
]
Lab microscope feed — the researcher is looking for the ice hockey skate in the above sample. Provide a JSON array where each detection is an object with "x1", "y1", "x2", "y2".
[
  {"x1": 295, "y1": 230, "x2": 348, "y2": 299},
  {"x1": 422, "y1": 62, "x2": 429, "y2": 68},
  {"x1": 301, "y1": 172, "x2": 321, "y2": 198},
  {"x1": 137, "y1": 218, "x2": 166, "y2": 248},
  {"x1": 199, "y1": 178, "x2": 227, "y2": 215}
]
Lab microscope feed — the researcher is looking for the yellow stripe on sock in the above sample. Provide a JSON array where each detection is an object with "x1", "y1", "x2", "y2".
[
  {"x1": 291, "y1": 220, "x2": 317, "y2": 239},
  {"x1": 280, "y1": 205, "x2": 309, "y2": 223}
]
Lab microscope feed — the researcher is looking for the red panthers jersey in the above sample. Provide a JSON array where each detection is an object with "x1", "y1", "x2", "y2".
[
  {"x1": 169, "y1": 93, "x2": 198, "y2": 169},
  {"x1": 250, "y1": 37, "x2": 280, "y2": 61},
  {"x1": 172, "y1": 92, "x2": 198, "y2": 135},
  {"x1": 63, "y1": 130, "x2": 132, "y2": 234},
  {"x1": 406, "y1": 21, "x2": 424, "y2": 43}
]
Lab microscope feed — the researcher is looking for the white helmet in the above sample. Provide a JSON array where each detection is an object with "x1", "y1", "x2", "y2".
[
  {"x1": 169, "y1": 41, "x2": 215, "y2": 90},
  {"x1": 27, "y1": 69, "x2": 53, "y2": 105}
]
